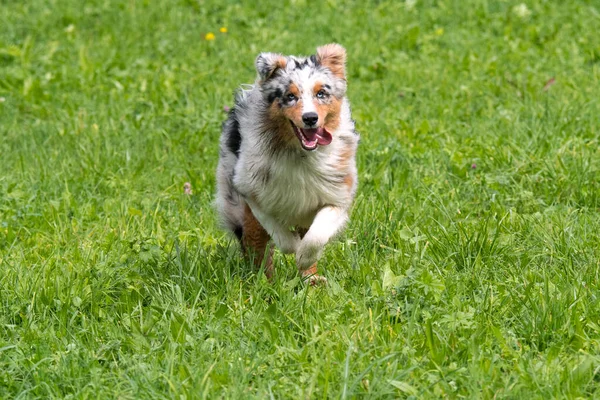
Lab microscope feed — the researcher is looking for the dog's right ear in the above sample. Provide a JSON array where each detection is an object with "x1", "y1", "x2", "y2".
[{"x1": 255, "y1": 53, "x2": 287, "y2": 81}]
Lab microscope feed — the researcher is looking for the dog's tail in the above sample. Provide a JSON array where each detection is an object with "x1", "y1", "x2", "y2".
[{"x1": 215, "y1": 105, "x2": 245, "y2": 241}]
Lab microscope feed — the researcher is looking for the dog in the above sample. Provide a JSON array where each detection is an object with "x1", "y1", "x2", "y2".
[{"x1": 215, "y1": 43, "x2": 358, "y2": 284}]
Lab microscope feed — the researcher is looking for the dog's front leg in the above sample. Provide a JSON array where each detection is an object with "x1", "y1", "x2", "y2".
[
  {"x1": 246, "y1": 201, "x2": 300, "y2": 254},
  {"x1": 296, "y1": 206, "x2": 348, "y2": 280}
]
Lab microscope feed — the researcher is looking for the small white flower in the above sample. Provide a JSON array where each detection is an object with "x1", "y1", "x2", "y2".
[
  {"x1": 513, "y1": 3, "x2": 531, "y2": 18},
  {"x1": 498, "y1": 108, "x2": 512, "y2": 121}
]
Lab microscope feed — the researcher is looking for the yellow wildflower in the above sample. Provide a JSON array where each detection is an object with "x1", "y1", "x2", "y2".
[
  {"x1": 435, "y1": 28, "x2": 444, "y2": 36},
  {"x1": 205, "y1": 32, "x2": 215, "y2": 41},
  {"x1": 219, "y1": 27, "x2": 227, "y2": 33}
]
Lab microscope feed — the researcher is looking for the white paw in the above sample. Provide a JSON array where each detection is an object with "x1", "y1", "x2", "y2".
[{"x1": 296, "y1": 240, "x2": 323, "y2": 269}]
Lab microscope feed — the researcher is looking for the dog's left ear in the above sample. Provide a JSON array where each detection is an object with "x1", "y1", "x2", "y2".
[
  {"x1": 316, "y1": 43, "x2": 346, "y2": 80},
  {"x1": 256, "y1": 53, "x2": 287, "y2": 82}
]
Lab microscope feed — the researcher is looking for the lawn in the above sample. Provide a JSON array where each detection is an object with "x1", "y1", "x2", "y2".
[{"x1": 1, "y1": 0, "x2": 600, "y2": 398}]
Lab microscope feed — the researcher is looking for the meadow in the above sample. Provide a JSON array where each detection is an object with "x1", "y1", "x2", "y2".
[{"x1": 1, "y1": 0, "x2": 600, "y2": 398}]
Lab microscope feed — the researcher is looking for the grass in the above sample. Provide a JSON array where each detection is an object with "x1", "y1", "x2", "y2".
[{"x1": 1, "y1": 0, "x2": 600, "y2": 397}]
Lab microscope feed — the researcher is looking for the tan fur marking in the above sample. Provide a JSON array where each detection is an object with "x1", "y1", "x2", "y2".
[
  {"x1": 338, "y1": 145, "x2": 354, "y2": 169},
  {"x1": 280, "y1": 84, "x2": 305, "y2": 128},
  {"x1": 313, "y1": 82, "x2": 323, "y2": 96},
  {"x1": 275, "y1": 57, "x2": 287, "y2": 71},
  {"x1": 317, "y1": 97, "x2": 342, "y2": 132},
  {"x1": 288, "y1": 83, "x2": 300, "y2": 98},
  {"x1": 301, "y1": 263, "x2": 327, "y2": 285},
  {"x1": 282, "y1": 103, "x2": 303, "y2": 129},
  {"x1": 316, "y1": 44, "x2": 347, "y2": 80},
  {"x1": 242, "y1": 203, "x2": 274, "y2": 278},
  {"x1": 337, "y1": 147, "x2": 356, "y2": 193},
  {"x1": 266, "y1": 102, "x2": 297, "y2": 149},
  {"x1": 344, "y1": 174, "x2": 354, "y2": 189},
  {"x1": 301, "y1": 263, "x2": 318, "y2": 277}
]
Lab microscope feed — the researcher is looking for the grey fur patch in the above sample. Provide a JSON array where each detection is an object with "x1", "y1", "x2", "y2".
[{"x1": 225, "y1": 172, "x2": 240, "y2": 205}]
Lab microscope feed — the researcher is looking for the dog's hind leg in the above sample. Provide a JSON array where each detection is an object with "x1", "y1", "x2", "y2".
[{"x1": 241, "y1": 204, "x2": 274, "y2": 279}]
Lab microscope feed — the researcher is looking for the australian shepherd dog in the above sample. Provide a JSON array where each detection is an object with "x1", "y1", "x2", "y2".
[{"x1": 216, "y1": 44, "x2": 359, "y2": 284}]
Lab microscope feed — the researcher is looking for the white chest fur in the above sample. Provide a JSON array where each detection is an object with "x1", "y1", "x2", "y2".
[{"x1": 234, "y1": 149, "x2": 348, "y2": 228}]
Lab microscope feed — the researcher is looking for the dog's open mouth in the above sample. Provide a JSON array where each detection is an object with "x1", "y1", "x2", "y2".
[{"x1": 291, "y1": 124, "x2": 333, "y2": 151}]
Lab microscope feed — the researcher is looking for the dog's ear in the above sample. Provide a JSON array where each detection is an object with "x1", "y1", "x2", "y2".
[
  {"x1": 316, "y1": 43, "x2": 346, "y2": 80},
  {"x1": 255, "y1": 53, "x2": 287, "y2": 81}
]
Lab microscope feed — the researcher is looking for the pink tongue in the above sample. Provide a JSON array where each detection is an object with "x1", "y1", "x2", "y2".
[
  {"x1": 302, "y1": 128, "x2": 332, "y2": 146},
  {"x1": 317, "y1": 129, "x2": 332, "y2": 146}
]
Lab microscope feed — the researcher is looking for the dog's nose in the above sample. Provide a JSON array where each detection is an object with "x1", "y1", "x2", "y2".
[{"x1": 302, "y1": 112, "x2": 318, "y2": 127}]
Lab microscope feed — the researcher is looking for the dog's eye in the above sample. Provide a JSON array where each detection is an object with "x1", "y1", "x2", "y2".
[
  {"x1": 316, "y1": 90, "x2": 327, "y2": 99},
  {"x1": 286, "y1": 93, "x2": 297, "y2": 102}
]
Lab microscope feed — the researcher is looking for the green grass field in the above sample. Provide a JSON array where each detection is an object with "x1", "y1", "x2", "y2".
[{"x1": 1, "y1": 0, "x2": 600, "y2": 398}]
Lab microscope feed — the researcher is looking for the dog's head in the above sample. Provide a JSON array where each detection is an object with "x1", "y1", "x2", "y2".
[{"x1": 256, "y1": 44, "x2": 347, "y2": 151}]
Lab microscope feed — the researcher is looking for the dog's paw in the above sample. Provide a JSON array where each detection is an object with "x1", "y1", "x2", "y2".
[
  {"x1": 303, "y1": 273, "x2": 328, "y2": 286},
  {"x1": 296, "y1": 240, "x2": 323, "y2": 269}
]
